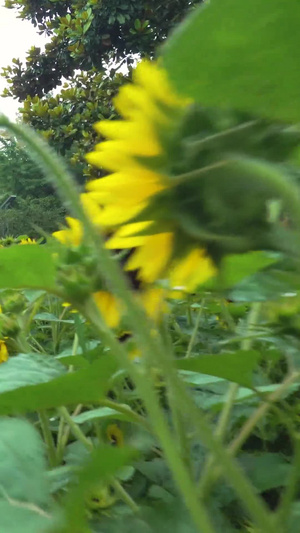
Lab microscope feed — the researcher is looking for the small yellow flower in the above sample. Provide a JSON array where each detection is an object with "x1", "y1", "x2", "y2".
[
  {"x1": 85, "y1": 60, "x2": 216, "y2": 293},
  {"x1": 0, "y1": 340, "x2": 8, "y2": 364},
  {"x1": 106, "y1": 424, "x2": 124, "y2": 447},
  {"x1": 19, "y1": 238, "x2": 37, "y2": 245}
]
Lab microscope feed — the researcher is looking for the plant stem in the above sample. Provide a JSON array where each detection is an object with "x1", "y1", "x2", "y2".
[
  {"x1": 38, "y1": 410, "x2": 57, "y2": 468},
  {"x1": 58, "y1": 406, "x2": 93, "y2": 451},
  {"x1": 185, "y1": 302, "x2": 205, "y2": 358},
  {"x1": 229, "y1": 372, "x2": 300, "y2": 455},
  {"x1": 98, "y1": 399, "x2": 151, "y2": 432},
  {"x1": 110, "y1": 478, "x2": 139, "y2": 514}
]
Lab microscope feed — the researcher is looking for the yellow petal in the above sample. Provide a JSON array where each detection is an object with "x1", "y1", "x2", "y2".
[
  {"x1": 134, "y1": 61, "x2": 185, "y2": 108},
  {"x1": 170, "y1": 248, "x2": 216, "y2": 292},
  {"x1": 93, "y1": 291, "x2": 121, "y2": 328},
  {"x1": 140, "y1": 287, "x2": 168, "y2": 321},
  {"x1": 53, "y1": 217, "x2": 83, "y2": 246},
  {"x1": 105, "y1": 222, "x2": 150, "y2": 249},
  {"x1": 95, "y1": 118, "x2": 161, "y2": 157},
  {"x1": 126, "y1": 233, "x2": 173, "y2": 283}
]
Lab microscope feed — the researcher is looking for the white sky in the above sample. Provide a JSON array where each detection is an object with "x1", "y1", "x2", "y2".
[{"x1": 0, "y1": 1, "x2": 48, "y2": 120}]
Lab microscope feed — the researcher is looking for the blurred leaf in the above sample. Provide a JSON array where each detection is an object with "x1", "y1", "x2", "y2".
[
  {"x1": 0, "y1": 246, "x2": 56, "y2": 291},
  {"x1": 0, "y1": 355, "x2": 118, "y2": 414},
  {"x1": 0, "y1": 353, "x2": 66, "y2": 394},
  {"x1": 229, "y1": 268, "x2": 300, "y2": 302},
  {"x1": 56, "y1": 355, "x2": 89, "y2": 369},
  {"x1": 176, "y1": 350, "x2": 261, "y2": 388},
  {"x1": 72, "y1": 406, "x2": 135, "y2": 425},
  {"x1": 0, "y1": 418, "x2": 48, "y2": 503},
  {"x1": 0, "y1": 502, "x2": 56, "y2": 533},
  {"x1": 34, "y1": 312, "x2": 73, "y2": 323},
  {"x1": 163, "y1": 0, "x2": 300, "y2": 122},
  {"x1": 217, "y1": 252, "x2": 279, "y2": 289},
  {"x1": 239, "y1": 453, "x2": 291, "y2": 492}
]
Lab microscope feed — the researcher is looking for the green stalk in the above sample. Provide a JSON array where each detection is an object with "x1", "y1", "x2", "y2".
[
  {"x1": 98, "y1": 398, "x2": 151, "y2": 432},
  {"x1": 38, "y1": 410, "x2": 57, "y2": 468},
  {"x1": 58, "y1": 406, "x2": 93, "y2": 451},
  {"x1": 185, "y1": 302, "x2": 205, "y2": 358}
]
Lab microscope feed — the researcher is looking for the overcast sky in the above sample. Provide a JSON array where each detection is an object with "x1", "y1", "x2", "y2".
[{"x1": 0, "y1": 1, "x2": 47, "y2": 120}]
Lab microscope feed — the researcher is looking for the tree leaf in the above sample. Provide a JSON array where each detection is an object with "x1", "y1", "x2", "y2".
[
  {"x1": 176, "y1": 350, "x2": 261, "y2": 388},
  {"x1": 163, "y1": 0, "x2": 300, "y2": 123},
  {"x1": 0, "y1": 355, "x2": 118, "y2": 415},
  {"x1": 0, "y1": 353, "x2": 66, "y2": 394},
  {"x1": 0, "y1": 246, "x2": 56, "y2": 291}
]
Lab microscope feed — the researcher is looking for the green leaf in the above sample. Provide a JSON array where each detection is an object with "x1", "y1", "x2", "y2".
[
  {"x1": 0, "y1": 353, "x2": 66, "y2": 394},
  {"x1": 72, "y1": 406, "x2": 133, "y2": 425},
  {"x1": 163, "y1": 0, "x2": 300, "y2": 123},
  {"x1": 0, "y1": 246, "x2": 56, "y2": 291},
  {"x1": 239, "y1": 453, "x2": 291, "y2": 492},
  {"x1": 0, "y1": 502, "x2": 55, "y2": 533},
  {"x1": 0, "y1": 418, "x2": 48, "y2": 503},
  {"x1": 0, "y1": 355, "x2": 118, "y2": 415},
  {"x1": 218, "y1": 251, "x2": 279, "y2": 289},
  {"x1": 0, "y1": 418, "x2": 61, "y2": 532},
  {"x1": 176, "y1": 350, "x2": 261, "y2": 388}
]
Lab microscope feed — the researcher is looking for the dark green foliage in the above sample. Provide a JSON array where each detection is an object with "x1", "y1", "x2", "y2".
[
  {"x1": 0, "y1": 196, "x2": 66, "y2": 238},
  {"x1": 19, "y1": 70, "x2": 126, "y2": 181},
  {"x1": 0, "y1": 136, "x2": 53, "y2": 197},
  {"x1": 0, "y1": 137, "x2": 66, "y2": 237},
  {"x1": 3, "y1": 0, "x2": 202, "y2": 99}
]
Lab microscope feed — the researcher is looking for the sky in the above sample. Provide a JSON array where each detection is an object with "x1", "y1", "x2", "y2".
[{"x1": 0, "y1": 1, "x2": 48, "y2": 120}]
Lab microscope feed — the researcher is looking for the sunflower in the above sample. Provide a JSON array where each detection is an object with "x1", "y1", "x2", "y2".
[{"x1": 85, "y1": 60, "x2": 217, "y2": 292}]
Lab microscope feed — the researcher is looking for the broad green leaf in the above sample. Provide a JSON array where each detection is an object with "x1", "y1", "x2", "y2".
[
  {"x1": 0, "y1": 418, "x2": 48, "y2": 504},
  {"x1": 0, "y1": 355, "x2": 118, "y2": 414},
  {"x1": 0, "y1": 353, "x2": 66, "y2": 394},
  {"x1": 176, "y1": 350, "x2": 261, "y2": 388},
  {"x1": 0, "y1": 418, "x2": 60, "y2": 532},
  {"x1": 0, "y1": 503, "x2": 57, "y2": 533},
  {"x1": 217, "y1": 252, "x2": 279, "y2": 289},
  {"x1": 229, "y1": 268, "x2": 300, "y2": 302},
  {"x1": 0, "y1": 245, "x2": 56, "y2": 291},
  {"x1": 163, "y1": 0, "x2": 300, "y2": 123}
]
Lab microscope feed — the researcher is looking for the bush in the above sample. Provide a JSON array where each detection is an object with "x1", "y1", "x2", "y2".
[{"x1": 0, "y1": 196, "x2": 66, "y2": 238}]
